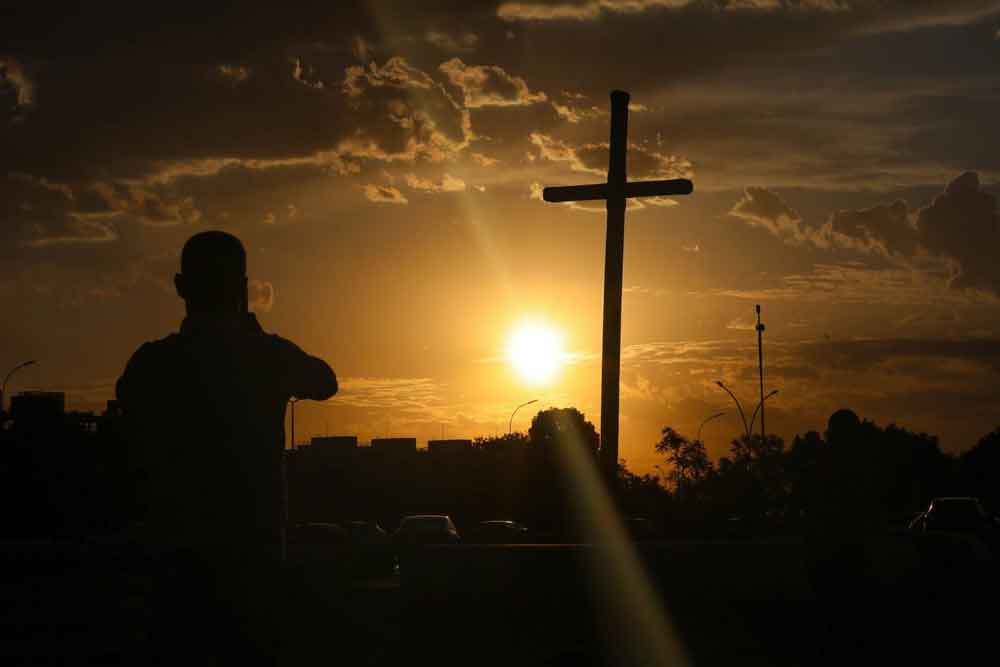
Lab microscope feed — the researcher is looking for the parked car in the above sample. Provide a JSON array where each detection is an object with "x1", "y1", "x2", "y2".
[
  {"x1": 347, "y1": 520, "x2": 389, "y2": 544},
  {"x1": 288, "y1": 521, "x2": 348, "y2": 545},
  {"x1": 392, "y1": 515, "x2": 461, "y2": 547},
  {"x1": 347, "y1": 520, "x2": 394, "y2": 575},
  {"x1": 468, "y1": 520, "x2": 529, "y2": 544}
]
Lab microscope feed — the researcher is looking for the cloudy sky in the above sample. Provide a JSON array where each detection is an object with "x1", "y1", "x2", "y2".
[{"x1": 4, "y1": 1, "x2": 1000, "y2": 472}]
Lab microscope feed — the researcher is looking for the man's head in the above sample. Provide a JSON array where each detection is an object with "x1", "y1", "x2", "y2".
[{"x1": 175, "y1": 231, "x2": 248, "y2": 314}]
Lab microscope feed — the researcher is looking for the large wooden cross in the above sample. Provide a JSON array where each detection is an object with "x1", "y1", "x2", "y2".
[{"x1": 543, "y1": 90, "x2": 693, "y2": 482}]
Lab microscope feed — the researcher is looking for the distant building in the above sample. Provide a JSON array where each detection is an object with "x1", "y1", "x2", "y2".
[
  {"x1": 10, "y1": 391, "x2": 65, "y2": 429},
  {"x1": 427, "y1": 439, "x2": 472, "y2": 456},
  {"x1": 371, "y1": 437, "x2": 417, "y2": 457},
  {"x1": 310, "y1": 435, "x2": 358, "y2": 450}
]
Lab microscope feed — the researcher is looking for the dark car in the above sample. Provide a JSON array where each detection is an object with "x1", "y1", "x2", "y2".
[
  {"x1": 392, "y1": 515, "x2": 460, "y2": 547},
  {"x1": 288, "y1": 521, "x2": 348, "y2": 545},
  {"x1": 347, "y1": 521, "x2": 394, "y2": 576},
  {"x1": 910, "y1": 497, "x2": 997, "y2": 535},
  {"x1": 468, "y1": 520, "x2": 529, "y2": 544},
  {"x1": 286, "y1": 522, "x2": 350, "y2": 574},
  {"x1": 347, "y1": 520, "x2": 389, "y2": 544}
]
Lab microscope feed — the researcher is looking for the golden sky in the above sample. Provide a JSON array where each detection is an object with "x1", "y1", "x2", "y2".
[{"x1": 3, "y1": 1, "x2": 1000, "y2": 472}]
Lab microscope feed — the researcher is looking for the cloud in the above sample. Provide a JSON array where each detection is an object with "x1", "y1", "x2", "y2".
[
  {"x1": 497, "y1": 0, "x2": 692, "y2": 21},
  {"x1": 529, "y1": 132, "x2": 693, "y2": 179},
  {"x1": 748, "y1": 172, "x2": 1000, "y2": 295},
  {"x1": 352, "y1": 35, "x2": 374, "y2": 61},
  {"x1": 404, "y1": 173, "x2": 466, "y2": 193},
  {"x1": 129, "y1": 188, "x2": 201, "y2": 226},
  {"x1": 438, "y1": 58, "x2": 547, "y2": 108},
  {"x1": 0, "y1": 58, "x2": 34, "y2": 114},
  {"x1": 828, "y1": 199, "x2": 918, "y2": 256},
  {"x1": 291, "y1": 57, "x2": 325, "y2": 90},
  {"x1": 335, "y1": 377, "x2": 443, "y2": 411},
  {"x1": 215, "y1": 64, "x2": 251, "y2": 86},
  {"x1": 710, "y1": 263, "x2": 970, "y2": 306},
  {"x1": 913, "y1": 171, "x2": 1000, "y2": 293},
  {"x1": 470, "y1": 152, "x2": 500, "y2": 167},
  {"x1": 728, "y1": 186, "x2": 819, "y2": 246},
  {"x1": 425, "y1": 31, "x2": 479, "y2": 52},
  {"x1": 248, "y1": 279, "x2": 274, "y2": 313},
  {"x1": 726, "y1": 316, "x2": 756, "y2": 331},
  {"x1": 11, "y1": 173, "x2": 73, "y2": 200},
  {"x1": 22, "y1": 219, "x2": 118, "y2": 247},
  {"x1": 551, "y1": 100, "x2": 605, "y2": 123},
  {"x1": 498, "y1": 0, "x2": 997, "y2": 29},
  {"x1": 362, "y1": 184, "x2": 408, "y2": 204},
  {"x1": 342, "y1": 57, "x2": 435, "y2": 98},
  {"x1": 339, "y1": 57, "x2": 472, "y2": 164}
]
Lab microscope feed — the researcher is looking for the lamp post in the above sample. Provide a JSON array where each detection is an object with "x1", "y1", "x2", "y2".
[
  {"x1": 749, "y1": 389, "x2": 778, "y2": 439},
  {"x1": 288, "y1": 397, "x2": 299, "y2": 449},
  {"x1": 715, "y1": 381, "x2": 749, "y2": 439},
  {"x1": 508, "y1": 399, "x2": 538, "y2": 435},
  {"x1": 697, "y1": 411, "x2": 727, "y2": 443},
  {"x1": 2, "y1": 360, "x2": 37, "y2": 415},
  {"x1": 755, "y1": 305, "x2": 766, "y2": 439}
]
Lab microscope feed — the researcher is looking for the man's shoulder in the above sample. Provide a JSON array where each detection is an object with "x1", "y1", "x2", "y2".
[{"x1": 130, "y1": 333, "x2": 184, "y2": 362}]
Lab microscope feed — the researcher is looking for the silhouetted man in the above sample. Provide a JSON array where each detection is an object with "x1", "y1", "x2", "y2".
[{"x1": 117, "y1": 230, "x2": 337, "y2": 663}]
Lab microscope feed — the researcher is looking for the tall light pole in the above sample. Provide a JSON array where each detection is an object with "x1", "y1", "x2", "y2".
[
  {"x1": 755, "y1": 304, "x2": 766, "y2": 439},
  {"x1": 509, "y1": 399, "x2": 538, "y2": 435},
  {"x1": 715, "y1": 381, "x2": 749, "y2": 439},
  {"x1": 749, "y1": 389, "x2": 778, "y2": 439},
  {"x1": 288, "y1": 397, "x2": 299, "y2": 449},
  {"x1": 2, "y1": 360, "x2": 37, "y2": 415},
  {"x1": 697, "y1": 411, "x2": 727, "y2": 443}
]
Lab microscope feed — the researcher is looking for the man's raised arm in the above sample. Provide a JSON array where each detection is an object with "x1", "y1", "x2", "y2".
[{"x1": 275, "y1": 337, "x2": 338, "y2": 401}]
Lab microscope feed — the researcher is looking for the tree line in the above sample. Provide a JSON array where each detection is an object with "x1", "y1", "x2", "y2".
[{"x1": 2, "y1": 405, "x2": 999, "y2": 540}]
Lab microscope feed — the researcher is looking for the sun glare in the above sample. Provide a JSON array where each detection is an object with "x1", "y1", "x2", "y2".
[{"x1": 506, "y1": 320, "x2": 566, "y2": 386}]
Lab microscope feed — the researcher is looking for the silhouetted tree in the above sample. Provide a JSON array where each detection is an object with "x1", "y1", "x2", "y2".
[
  {"x1": 528, "y1": 407, "x2": 600, "y2": 458},
  {"x1": 961, "y1": 427, "x2": 1000, "y2": 512},
  {"x1": 654, "y1": 427, "x2": 713, "y2": 494}
]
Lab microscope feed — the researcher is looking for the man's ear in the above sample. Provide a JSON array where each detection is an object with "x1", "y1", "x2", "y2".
[{"x1": 174, "y1": 273, "x2": 186, "y2": 300}]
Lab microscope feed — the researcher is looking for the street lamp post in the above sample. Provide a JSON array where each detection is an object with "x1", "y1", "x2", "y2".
[
  {"x1": 508, "y1": 399, "x2": 538, "y2": 435},
  {"x1": 749, "y1": 389, "x2": 778, "y2": 438},
  {"x1": 755, "y1": 305, "x2": 766, "y2": 439},
  {"x1": 288, "y1": 398, "x2": 299, "y2": 449},
  {"x1": 697, "y1": 411, "x2": 727, "y2": 443},
  {"x1": 1, "y1": 360, "x2": 37, "y2": 415},
  {"x1": 715, "y1": 381, "x2": 749, "y2": 439}
]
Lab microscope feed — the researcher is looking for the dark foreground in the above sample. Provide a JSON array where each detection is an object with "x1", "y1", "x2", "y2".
[{"x1": 1, "y1": 534, "x2": 995, "y2": 666}]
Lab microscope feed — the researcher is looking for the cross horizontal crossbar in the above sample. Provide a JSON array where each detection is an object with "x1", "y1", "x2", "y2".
[{"x1": 542, "y1": 178, "x2": 693, "y2": 203}]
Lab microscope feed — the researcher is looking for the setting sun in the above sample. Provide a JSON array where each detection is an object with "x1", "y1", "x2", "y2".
[{"x1": 506, "y1": 320, "x2": 566, "y2": 386}]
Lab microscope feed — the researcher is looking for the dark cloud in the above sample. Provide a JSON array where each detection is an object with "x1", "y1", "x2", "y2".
[
  {"x1": 729, "y1": 186, "x2": 816, "y2": 244},
  {"x1": 829, "y1": 199, "x2": 917, "y2": 256},
  {"x1": 796, "y1": 337, "x2": 1000, "y2": 374},
  {"x1": 916, "y1": 172, "x2": 1000, "y2": 292},
  {"x1": 728, "y1": 173, "x2": 1000, "y2": 295},
  {"x1": 438, "y1": 58, "x2": 547, "y2": 108},
  {"x1": 529, "y1": 132, "x2": 692, "y2": 179}
]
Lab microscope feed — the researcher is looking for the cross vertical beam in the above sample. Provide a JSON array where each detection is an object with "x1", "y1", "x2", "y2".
[
  {"x1": 542, "y1": 90, "x2": 694, "y2": 489},
  {"x1": 600, "y1": 90, "x2": 630, "y2": 481}
]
